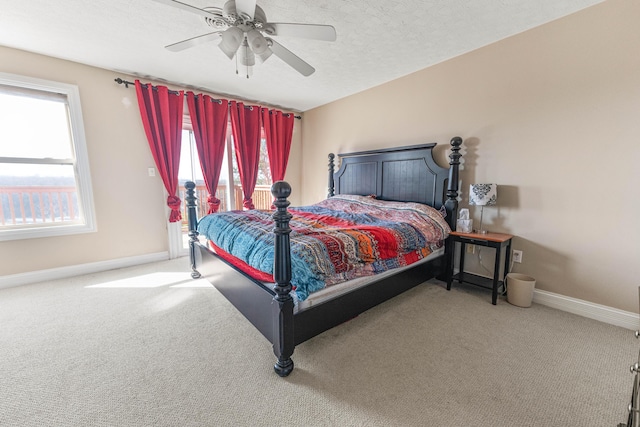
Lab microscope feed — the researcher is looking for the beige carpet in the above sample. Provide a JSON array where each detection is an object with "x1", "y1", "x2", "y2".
[{"x1": 0, "y1": 257, "x2": 636, "y2": 426}]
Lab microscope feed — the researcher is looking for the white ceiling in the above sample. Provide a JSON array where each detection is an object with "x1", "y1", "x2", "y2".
[{"x1": 0, "y1": 0, "x2": 603, "y2": 112}]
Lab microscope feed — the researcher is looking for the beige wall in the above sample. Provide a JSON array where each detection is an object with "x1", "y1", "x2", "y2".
[
  {"x1": 0, "y1": 46, "x2": 302, "y2": 276},
  {"x1": 1, "y1": 0, "x2": 637, "y2": 313},
  {"x1": 301, "y1": 0, "x2": 640, "y2": 312}
]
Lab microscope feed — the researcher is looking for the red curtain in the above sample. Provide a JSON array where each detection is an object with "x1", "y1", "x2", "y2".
[
  {"x1": 186, "y1": 92, "x2": 229, "y2": 214},
  {"x1": 134, "y1": 80, "x2": 184, "y2": 222},
  {"x1": 230, "y1": 101, "x2": 261, "y2": 210},
  {"x1": 261, "y1": 108, "x2": 294, "y2": 183}
]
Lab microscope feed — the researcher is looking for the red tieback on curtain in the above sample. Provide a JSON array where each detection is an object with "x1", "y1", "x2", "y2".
[
  {"x1": 167, "y1": 195, "x2": 182, "y2": 222},
  {"x1": 243, "y1": 198, "x2": 255, "y2": 210},
  {"x1": 207, "y1": 195, "x2": 221, "y2": 214}
]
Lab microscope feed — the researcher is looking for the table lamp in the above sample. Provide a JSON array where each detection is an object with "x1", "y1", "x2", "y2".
[{"x1": 469, "y1": 183, "x2": 497, "y2": 234}]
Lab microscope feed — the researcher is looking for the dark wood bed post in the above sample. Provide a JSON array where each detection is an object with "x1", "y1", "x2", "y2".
[
  {"x1": 445, "y1": 137, "x2": 463, "y2": 230},
  {"x1": 271, "y1": 181, "x2": 295, "y2": 377},
  {"x1": 185, "y1": 181, "x2": 201, "y2": 279},
  {"x1": 328, "y1": 153, "x2": 335, "y2": 197},
  {"x1": 443, "y1": 137, "x2": 462, "y2": 283}
]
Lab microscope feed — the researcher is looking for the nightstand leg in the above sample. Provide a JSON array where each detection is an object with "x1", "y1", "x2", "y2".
[
  {"x1": 459, "y1": 243, "x2": 466, "y2": 284},
  {"x1": 503, "y1": 240, "x2": 512, "y2": 296},
  {"x1": 446, "y1": 240, "x2": 454, "y2": 290},
  {"x1": 492, "y1": 247, "x2": 501, "y2": 305}
]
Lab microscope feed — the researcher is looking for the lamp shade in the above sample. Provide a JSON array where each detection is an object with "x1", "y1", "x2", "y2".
[
  {"x1": 469, "y1": 183, "x2": 497, "y2": 206},
  {"x1": 247, "y1": 29, "x2": 272, "y2": 63},
  {"x1": 219, "y1": 26, "x2": 244, "y2": 59},
  {"x1": 247, "y1": 29, "x2": 268, "y2": 55}
]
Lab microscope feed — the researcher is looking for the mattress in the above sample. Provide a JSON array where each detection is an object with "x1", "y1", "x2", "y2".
[{"x1": 286, "y1": 247, "x2": 444, "y2": 313}]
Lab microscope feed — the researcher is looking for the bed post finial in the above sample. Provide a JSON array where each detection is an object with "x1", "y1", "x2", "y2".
[
  {"x1": 328, "y1": 153, "x2": 335, "y2": 198},
  {"x1": 271, "y1": 181, "x2": 295, "y2": 377},
  {"x1": 445, "y1": 137, "x2": 463, "y2": 230},
  {"x1": 185, "y1": 181, "x2": 201, "y2": 279}
]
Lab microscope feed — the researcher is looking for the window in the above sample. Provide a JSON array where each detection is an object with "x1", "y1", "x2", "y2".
[
  {"x1": 0, "y1": 72, "x2": 96, "y2": 241},
  {"x1": 178, "y1": 124, "x2": 272, "y2": 217},
  {"x1": 176, "y1": 123, "x2": 271, "y2": 252}
]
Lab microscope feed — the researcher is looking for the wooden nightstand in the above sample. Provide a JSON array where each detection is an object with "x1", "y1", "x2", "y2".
[{"x1": 446, "y1": 231, "x2": 514, "y2": 305}]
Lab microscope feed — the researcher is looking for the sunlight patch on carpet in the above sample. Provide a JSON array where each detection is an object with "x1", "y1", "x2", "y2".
[{"x1": 85, "y1": 272, "x2": 213, "y2": 289}]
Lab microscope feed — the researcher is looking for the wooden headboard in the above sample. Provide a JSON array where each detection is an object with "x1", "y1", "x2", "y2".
[{"x1": 328, "y1": 137, "x2": 462, "y2": 229}]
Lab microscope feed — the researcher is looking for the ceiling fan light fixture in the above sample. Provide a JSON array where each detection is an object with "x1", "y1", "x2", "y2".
[
  {"x1": 158, "y1": 0, "x2": 336, "y2": 78},
  {"x1": 247, "y1": 29, "x2": 267, "y2": 54},
  {"x1": 219, "y1": 26, "x2": 244, "y2": 59},
  {"x1": 238, "y1": 40, "x2": 256, "y2": 66},
  {"x1": 236, "y1": 40, "x2": 255, "y2": 78},
  {"x1": 255, "y1": 48, "x2": 272, "y2": 63},
  {"x1": 247, "y1": 29, "x2": 272, "y2": 62}
]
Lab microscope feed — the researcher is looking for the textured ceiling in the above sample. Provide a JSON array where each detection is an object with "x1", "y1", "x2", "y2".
[{"x1": 0, "y1": 0, "x2": 603, "y2": 112}]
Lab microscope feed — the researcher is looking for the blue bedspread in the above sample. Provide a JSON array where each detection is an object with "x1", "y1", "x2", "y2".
[{"x1": 197, "y1": 194, "x2": 450, "y2": 301}]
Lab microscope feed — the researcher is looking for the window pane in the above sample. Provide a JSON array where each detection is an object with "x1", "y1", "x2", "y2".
[
  {"x1": 253, "y1": 139, "x2": 272, "y2": 210},
  {"x1": 0, "y1": 93, "x2": 73, "y2": 159},
  {"x1": 177, "y1": 130, "x2": 209, "y2": 251},
  {"x1": 178, "y1": 130, "x2": 203, "y2": 184},
  {"x1": 228, "y1": 137, "x2": 273, "y2": 210},
  {"x1": 177, "y1": 131, "x2": 205, "y2": 232},
  {"x1": 257, "y1": 138, "x2": 272, "y2": 185},
  {"x1": 178, "y1": 129, "x2": 193, "y2": 183},
  {"x1": 218, "y1": 142, "x2": 231, "y2": 212},
  {"x1": 0, "y1": 72, "x2": 95, "y2": 241},
  {"x1": 0, "y1": 163, "x2": 80, "y2": 227}
]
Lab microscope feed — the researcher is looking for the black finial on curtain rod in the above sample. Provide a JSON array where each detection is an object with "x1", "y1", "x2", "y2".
[
  {"x1": 114, "y1": 78, "x2": 131, "y2": 88},
  {"x1": 114, "y1": 77, "x2": 301, "y2": 119},
  {"x1": 114, "y1": 77, "x2": 181, "y2": 95}
]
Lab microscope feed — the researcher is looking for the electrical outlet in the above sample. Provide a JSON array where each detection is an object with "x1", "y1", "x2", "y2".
[
  {"x1": 513, "y1": 250, "x2": 523, "y2": 263},
  {"x1": 148, "y1": 167, "x2": 156, "y2": 177},
  {"x1": 467, "y1": 244, "x2": 475, "y2": 254}
]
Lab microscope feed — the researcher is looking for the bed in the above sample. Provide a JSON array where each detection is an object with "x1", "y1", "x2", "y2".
[{"x1": 185, "y1": 137, "x2": 463, "y2": 376}]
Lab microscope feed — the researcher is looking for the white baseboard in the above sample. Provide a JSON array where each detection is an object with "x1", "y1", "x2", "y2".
[
  {"x1": 3, "y1": 257, "x2": 638, "y2": 330},
  {"x1": 0, "y1": 252, "x2": 170, "y2": 290},
  {"x1": 533, "y1": 289, "x2": 639, "y2": 331},
  {"x1": 454, "y1": 267, "x2": 639, "y2": 330}
]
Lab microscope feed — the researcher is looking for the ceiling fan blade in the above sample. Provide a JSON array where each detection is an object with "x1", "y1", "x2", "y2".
[
  {"x1": 234, "y1": 0, "x2": 257, "y2": 21},
  {"x1": 268, "y1": 39, "x2": 315, "y2": 77},
  {"x1": 268, "y1": 23, "x2": 337, "y2": 41},
  {"x1": 152, "y1": 0, "x2": 222, "y2": 20},
  {"x1": 165, "y1": 32, "x2": 222, "y2": 52}
]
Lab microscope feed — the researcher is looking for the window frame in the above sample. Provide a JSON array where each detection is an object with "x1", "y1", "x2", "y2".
[{"x1": 0, "y1": 72, "x2": 96, "y2": 241}]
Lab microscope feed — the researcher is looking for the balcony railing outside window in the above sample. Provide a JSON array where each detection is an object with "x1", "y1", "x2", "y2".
[
  {"x1": 177, "y1": 183, "x2": 273, "y2": 229},
  {"x1": 1, "y1": 183, "x2": 272, "y2": 230},
  {"x1": 0, "y1": 186, "x2": 79, "y2": 226}
]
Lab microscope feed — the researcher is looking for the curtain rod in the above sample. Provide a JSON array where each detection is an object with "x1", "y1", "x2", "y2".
[{"x1": 114, "y1": 78, "x2": 301, "y2": 119}]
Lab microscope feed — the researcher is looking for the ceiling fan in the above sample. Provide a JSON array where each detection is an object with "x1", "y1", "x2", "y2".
[{"x1": 153, "y1": 0, "x2": 337, "y2": 78}]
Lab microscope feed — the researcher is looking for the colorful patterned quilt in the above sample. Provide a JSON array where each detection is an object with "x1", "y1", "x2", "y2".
[{"x1": 197, "y1": 194, "x2": 451, "y2": 301}]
